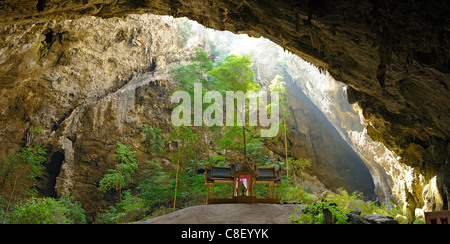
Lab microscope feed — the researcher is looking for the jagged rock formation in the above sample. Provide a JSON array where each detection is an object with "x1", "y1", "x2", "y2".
[
  {"x1": 54, "y1": 71, "x2": 178, "y2": 218},
  {"x1": 1, "y1": 0, "x2": 449, "y2": 218}
]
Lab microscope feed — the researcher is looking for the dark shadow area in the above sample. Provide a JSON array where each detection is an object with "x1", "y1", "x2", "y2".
[{"x1": 46, "y1": 151, "x2": 64, "y2": 198}]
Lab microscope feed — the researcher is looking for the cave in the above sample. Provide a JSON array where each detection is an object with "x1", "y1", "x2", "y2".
[
  {"x1": 46, "y1": 151, "x2": 64, "y2": 198},
  {"x1": 36, "y1": 0, "x2": 48, "y2": 13},
  {"x1": 0, "y1": 0, "x2": 448, "y2": 223}
]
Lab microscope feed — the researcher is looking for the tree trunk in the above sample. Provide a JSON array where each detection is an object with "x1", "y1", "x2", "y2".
[
  {"x1": 3, "y1": 165, "x2": 28, "y2": 224},
  {"x1": 284, "y1": 118, "x2": 288, "y2": 178},
  {"x1": 193, "y1": 144, "x2": 197, "y2": 176},
  {"x1": 243, "y1": 125, "x2": 247, "y2": 160},
  {"x1": 293, "y1": 169, "x2": 297, "y2": 183},
  {"x1": 225, "y1": 147, "x2": 228, "y2": 165},
  {"x1": 173, "y1": 147, "x2": 181, "y2": 210}
]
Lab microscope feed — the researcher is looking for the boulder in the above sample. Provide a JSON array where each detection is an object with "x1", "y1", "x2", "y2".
[
  {"x1": 347, "y1": 213, "x2": 371, "y2": 224},
  {"x1": 363, "y1": 214, "x2": 399, "y2": 224}
]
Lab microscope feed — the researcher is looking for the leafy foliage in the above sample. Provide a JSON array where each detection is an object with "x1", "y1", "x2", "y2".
[
  {"x1": 286, "y1": 187, "x2": 408, "y2": 224},
  {"x1": 327, "y1": 188, "x2": 405, "y2": 221},
  {"x1": 280, "y1": 183, "x2": 317, "y2": 205},
  {"x1": 0, "y1": 145, "x2": 46, "y2": 222},
  {"x1": 290, "y1": 201, "x2": 349, "y2": 224},
  {"x1": 207, "y1": 54, "x2": 259, "y2": 93},
  {"x1": 7, "y1": 195, "x2": 86, "y2": 224},
  {"x1": 143, "y1": 126, "x2": 164, "y2": 155},
  {"x1": 0, "y1": 145, "x2": 46, "y2": 198},
  {"x1": 172, "y1": 48, "x2": 213, "y2": 92},
  {"x1": 98, "y1": 142, "x2": 138, "y2": 200},
  {"x1": 167, "y1": 125, "x2": 198, "y2": 171},
  {"x1": 94, "y1": 190, "x2": 146, "y2": 224},
  {"x1": 287, "y1": 157, "x2": 312, "y2": 184}
]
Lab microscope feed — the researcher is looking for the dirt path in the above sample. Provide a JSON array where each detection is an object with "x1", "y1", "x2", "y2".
[{"x1": 137, "y1": 203, "x2": 303, "y2": 224}]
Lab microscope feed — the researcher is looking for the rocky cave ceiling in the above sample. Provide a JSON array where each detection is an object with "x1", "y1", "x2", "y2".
[{"x1": 0, "y1": 0, "x2": 449, "y2": 213}]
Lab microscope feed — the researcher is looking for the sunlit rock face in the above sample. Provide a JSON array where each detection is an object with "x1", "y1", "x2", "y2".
[
  {"x1": 285, "y1": 54, "x2": 450, "y2": 214},
  {"x1": 284, "y1": 54, "x2": 404, "y2": 205},
  {"x1": 284, "y1": 55, "x2": 393, "y2": 205},
  {"x1": 284, "y1": 54, "x2": 449, "y2": 213},
  {"x1": 1, "y1": 0, "x2": 449, "y2": 214}
]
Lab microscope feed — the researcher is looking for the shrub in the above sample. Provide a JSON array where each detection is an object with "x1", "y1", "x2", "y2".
[
  {"x1": 280, "y1": 183, "x2": 317, "y2": 204},
  {"x1": 326, "y1": 188, "x2": 406, "y2": 220},
  {"x1": 7, "y1": 195, "x2": 86, "y2": 224},
  {"x1": 287, "y1": 187, "x2": 408, "y2": 224},
  {"x1": 290, "y1": 201, "x2": 349, "y2": 224},
  {"x1": 95, "y1": 190, "x2": 148, "y2": 224},
  {"x1": 94, "y1": 172, "x2": 206, "y2": 223},
  {"x1": 137, "y1": 171, "x2": 205, "y2": 209},
  {"x1": 326, "y1": 188, "x2": 367, "y2": 214}
]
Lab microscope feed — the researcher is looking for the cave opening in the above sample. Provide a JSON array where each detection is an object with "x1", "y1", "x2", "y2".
[
  {"x1": 47, "y1": 151, "x2": 64, "y2": 198},
  {"x1": 156, "y1": 16, "x2": 379, "y2": 200},
  {"x1": 36, "y1": 0, "x2": 48, "y2": 12}
]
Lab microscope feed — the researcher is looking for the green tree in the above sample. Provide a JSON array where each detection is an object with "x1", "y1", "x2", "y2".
[
  {"x1": 287, "y1": 157, "x2": 312, "y2": 185},
  {"x1": 172, "y1": 48, "x2": 213, "y2": 91},
  {"x1": 167, "y1": 125, "x2": 197, "y2": 209},
  {"x1": 171, "y1": 48, "x2": 215, "y2": 124},
  {"x1": 207, "y1": 54, "x2": 259, "y2": 94},
  {"x1": 216, "y1": 126, "x2": 241, "y2": 164},
  {"x1": 94, "y1": 190, "x2": 147, "y2": 224},
  {"x1": 173, "y1": 51, "x2": 260, "y2": 160},
  {"x1": 98, "y1": 142, "x2": 138, "y2": 201},
  {"x1": 1, "y1": 145, "x2": 46, "y2": 223},
  {"x1": 208, "y1": 54, "x2": 260, "y2": 159}
]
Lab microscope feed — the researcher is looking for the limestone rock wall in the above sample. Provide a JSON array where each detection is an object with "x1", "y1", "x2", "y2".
[
  {"x1": 0, "y1": 14, "x2": 203, "y2": 220},
  {"x1": 0, "y1": 14, "x2": 186, "y2": 155}
]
